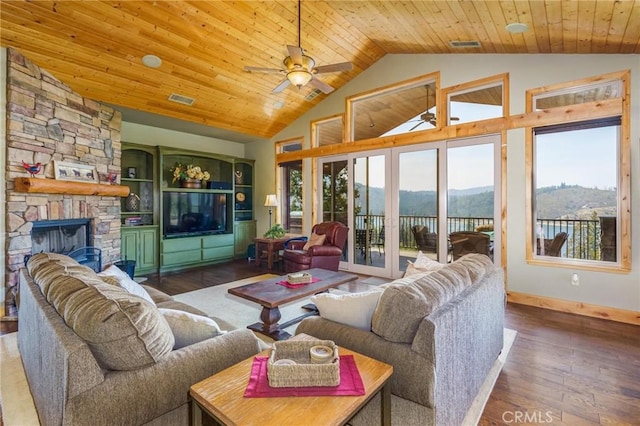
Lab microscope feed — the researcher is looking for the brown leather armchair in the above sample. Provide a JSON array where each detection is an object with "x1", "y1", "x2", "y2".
[{"x1": 282, "y1": 221, "x2": 349, "y2": 273}]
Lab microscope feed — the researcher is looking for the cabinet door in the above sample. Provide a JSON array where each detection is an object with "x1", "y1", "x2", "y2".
[
  {"x1": 121, "y1": 229, "x2": 139, "y2": 263},
  {"x1": 138, "y1": 228, "x2": 158, "y2": 271},
  {"x1": 234, "y1": 220, "x2": 256, "y2": 257}
]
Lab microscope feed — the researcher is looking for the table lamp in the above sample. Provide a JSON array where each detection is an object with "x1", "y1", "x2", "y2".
[{"x1": 264, "y1": 194, "x2": 278, "y2": 228}]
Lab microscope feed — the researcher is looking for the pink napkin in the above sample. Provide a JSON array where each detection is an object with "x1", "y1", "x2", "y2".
[
  {"x1": 244, "y1": 355, "x2": 365, "y2": 397},
  {"x1": 276, "y1": 277, "x2": 321, "y2": 288}
]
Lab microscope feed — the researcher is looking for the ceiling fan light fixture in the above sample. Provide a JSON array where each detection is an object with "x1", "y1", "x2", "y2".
[{"x1": 287, "y1": 70, "x2": 313, "y2": 88}]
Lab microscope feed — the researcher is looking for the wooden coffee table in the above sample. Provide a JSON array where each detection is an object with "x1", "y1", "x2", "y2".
[
  {"x1": 190, "y1": 333, "x2": 393, "y2": 426},
  {"x1": 228, "y1": 268, "x2": 358, "y2": 340}
]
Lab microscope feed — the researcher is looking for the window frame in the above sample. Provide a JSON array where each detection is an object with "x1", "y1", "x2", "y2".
[
  {"x1": 525, "y1": 71, "x2": 631, "y2": 272},
  {"x1": 311, "y1": 114, "x2": 344, "y2": 148},
  {"x1": 275, "y1": 137, "x2": 304, "y2": 232}
]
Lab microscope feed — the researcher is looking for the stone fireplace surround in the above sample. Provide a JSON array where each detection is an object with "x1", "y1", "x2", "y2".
[{"x1": 4, "y1": 48, "x2": 123, "y2": 315}]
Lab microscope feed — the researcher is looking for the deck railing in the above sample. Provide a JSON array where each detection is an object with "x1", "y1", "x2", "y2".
[{"x1": 352, "y1": 215, "x2": 602, "y2": 260}]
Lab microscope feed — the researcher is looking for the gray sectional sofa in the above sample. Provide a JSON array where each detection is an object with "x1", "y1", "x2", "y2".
[
  {"x1": 297, "y1": 253, "x2": 505, "y2": 426},
  {"x1": 18, "y1": 253, "x2": 264, "y2": 426}
]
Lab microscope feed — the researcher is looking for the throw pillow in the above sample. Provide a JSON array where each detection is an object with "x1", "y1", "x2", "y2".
[
  {"x1": 404, "y1": 251, "x2": 445, "y2": 277},
  {"x1": 311, "y1": 289, "x2": 384, "y2": 331},
  {"x1": 158, "y1": 308, "x2": 225, "y2": 349},
  {"x1": 99, "y1": 265, "x2": 155, "y2": 305},
  {"x1": 303, "y1": 232, "x2": 326, "y2": 251}
]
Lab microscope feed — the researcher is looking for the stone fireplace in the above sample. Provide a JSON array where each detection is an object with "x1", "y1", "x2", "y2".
[
  {"x1": 31, "y1": 218, "x2": 92, "y2": 255},
  {"x1": 4, "y1": 48, "x2": 123, "y2": 316}
]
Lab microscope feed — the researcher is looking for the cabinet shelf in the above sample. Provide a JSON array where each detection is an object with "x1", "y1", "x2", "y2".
[{"x1": 122, "y1": 178, "x2": 153, "y2": 183}]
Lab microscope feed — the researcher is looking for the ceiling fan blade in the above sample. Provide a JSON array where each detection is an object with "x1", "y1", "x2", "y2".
[
  {"x1": 308, "y1": 77, "x2": 334, "y2": 94},
  {"x1": 451, "y1": 116, "x2": 460, "y2": 121},
  {"x1": 313, "y1": 61, "x2": 353, "y2": 74},
  {"x1": 272, "y1": 79, "x2": 291, "y2": 94},
  {"x1": 287, "y1": 45, "x2": 303, "y2": 64},
  {"x1": 244, "y1": 66, "x2": 283, "y2": 73},
  {"x1": 409, "y1": 121, "x2": 425, "y2": 131}
]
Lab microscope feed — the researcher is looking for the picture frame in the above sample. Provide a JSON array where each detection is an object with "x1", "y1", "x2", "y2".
[
  {"x1": 127, "y1": 167, "x2": 137, "y2": 179},
  {"x1": 53, "y1": 160, "x2": 99, "y2": 183}
]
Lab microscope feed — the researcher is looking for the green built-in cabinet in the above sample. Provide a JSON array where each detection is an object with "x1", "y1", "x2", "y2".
[
  {"x1": 233, "y1": 160, "x2": 256, "y2": 258},
  {"x1": 121, "y1": 144, "x2": 159, "y2": 276},
  {"x1": 120, "y1": 145, "x2": 256, "y2": 274}
]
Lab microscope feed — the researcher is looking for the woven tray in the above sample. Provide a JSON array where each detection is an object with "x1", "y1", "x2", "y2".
[
  {"x1": 267, "y1": 339, "x2": 339, "y2": 387},
  {"x1": 287, "y1": 272, "x2": 312, "y2": 284}
]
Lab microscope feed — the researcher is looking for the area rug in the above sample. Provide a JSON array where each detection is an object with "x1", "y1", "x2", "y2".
[{"x1": 0, "y1": 332, "x2": 39, "y2": 426}]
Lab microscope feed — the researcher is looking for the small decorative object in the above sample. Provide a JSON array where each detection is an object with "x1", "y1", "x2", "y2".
[
  {"x1": 53, "y1": 160, "x2": 99, "y2": 183},
  {"x1": 287, "y1": 272, "x2": 312, "y2": 284},
  {"x1": 170, "y1": 162, "x2": 211, "y2": 186},
  {"x1": 310, "y1": 345, "x2": 334, "y2": 364},
  {"x1": 22, "y1": 160, "x2": 42, "y2": 177},
  {"x1": 108, "y1": 172, "x2": 118, "y2": 184},
  {"x1": 235, "y1": 169, "x2": 243, "y2": 184},
  {"x1": 264, "y1": 224, "x2": 285, "y2": 239},
  {"x1": 236, "y1": 192, "x2": 245, "y2": 202},
  {"x1": 267, "y1": 339, "x2": 339, "y2": 388},
  {"x1": 126, "y1": 193, "x2": 140, "y2": 212},
  {"x1": 127, "y1": 167, "x2": 137, "y2": 179}
]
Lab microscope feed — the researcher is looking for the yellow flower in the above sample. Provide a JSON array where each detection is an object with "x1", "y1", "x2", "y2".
[{"x1": 170, "y1": 162, "x2": 211, "y2": 183}]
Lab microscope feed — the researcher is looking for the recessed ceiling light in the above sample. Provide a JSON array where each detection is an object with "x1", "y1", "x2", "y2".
[
  {"x1": 142, "y1": 54, "x2": 162, "y2": 68},
  {"x1": 505, "y1": 23, "x2": 529, "y2": 33},
  {"x1": 273, "y1": 100, "x2": 285, "y2": 109}
]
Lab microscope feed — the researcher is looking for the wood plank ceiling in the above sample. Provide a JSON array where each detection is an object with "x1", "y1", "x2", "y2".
[{"x1": 1, "y1": 1, "x2": 638, "y2": 142}]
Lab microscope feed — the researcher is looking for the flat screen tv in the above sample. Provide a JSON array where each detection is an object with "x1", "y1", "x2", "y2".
[{"x1": 163, "y1": 192, "x2": 231, "y2": 238}]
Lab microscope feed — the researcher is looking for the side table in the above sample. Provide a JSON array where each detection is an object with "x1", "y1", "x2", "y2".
[
  {"x1": 190, "y1": 333, "x2": 393, "y2": 425},
  {"x1": 253, "y1": 237, "x2": 287, "y2": 270}
]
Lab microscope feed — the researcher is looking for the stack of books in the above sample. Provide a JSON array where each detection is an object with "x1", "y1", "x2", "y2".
[{"x1": 125, "y1": 216, "x2": 142, "y2": 226}]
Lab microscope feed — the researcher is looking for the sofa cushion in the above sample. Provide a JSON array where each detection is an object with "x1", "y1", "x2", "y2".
[
  {"x1": 98, "y1": 265, "x2": 155, "y2": 305},
  {"x1": 60, "y1": 283, "x2": 174, "y2": 370},
  {"x1": 28, "y1": 254, "x2": 175, "y2": 370},
  {"x1": 311, "y1": 289, "x2": 384, "y2": 331},
  {"x1": 372, "y1": 254, "x2": 495, "y2": 343},
  {"x1": 159, "y1": 308, "x2": 225, "y2": 349}
]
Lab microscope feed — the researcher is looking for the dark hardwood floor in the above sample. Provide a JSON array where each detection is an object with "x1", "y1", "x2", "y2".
[{"x1": 4, "y1": 259, "x2": 639, "y2": 424}]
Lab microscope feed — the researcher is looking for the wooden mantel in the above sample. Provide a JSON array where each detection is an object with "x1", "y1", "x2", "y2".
[{"x1": 14, "y1": 177, "x2": 130, "y2": 197}]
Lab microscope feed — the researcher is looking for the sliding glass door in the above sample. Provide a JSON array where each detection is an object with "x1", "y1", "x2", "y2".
[{"x1": 317, "y1": 135, "x2": 501, "y2": 278}]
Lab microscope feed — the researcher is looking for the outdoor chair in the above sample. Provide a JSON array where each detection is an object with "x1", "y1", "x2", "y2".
[
  {"x1": 411, "y1": 225, "x2": 438, "y2": 253},
  {"x1": 449, "y1": 231, "x2": 491, "y2": 261},
  {"x1": 543, "y1": 232, "x2": 569, "y2": 257}
]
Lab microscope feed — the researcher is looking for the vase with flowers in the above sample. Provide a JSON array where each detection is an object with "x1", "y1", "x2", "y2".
[{"x1": 170, "y1": 163, "x2": 211, "y2": 188}]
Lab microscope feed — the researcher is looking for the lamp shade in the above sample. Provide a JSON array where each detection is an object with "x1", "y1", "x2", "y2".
[
  {"x1": 287, "y1": 70, "x2": 312, "y2": 88},
  {"x1": 264, "y1": 194, "x2": 278, "y2": 207}
]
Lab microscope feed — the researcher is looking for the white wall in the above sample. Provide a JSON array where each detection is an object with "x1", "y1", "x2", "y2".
[
  {"x1": 257, "y1": 53, "x2": 640, "y2": 313},
  {"x1": 121, "y1": 122, "x2": 246, "y2": 158}
]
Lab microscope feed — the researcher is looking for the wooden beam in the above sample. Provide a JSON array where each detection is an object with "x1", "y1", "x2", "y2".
[{"x1": 14, "y1": 178, "x2": 130, "y2": 197}]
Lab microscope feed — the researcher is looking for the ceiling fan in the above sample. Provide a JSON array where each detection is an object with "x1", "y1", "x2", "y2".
[
  {"x1": 243, "y1": 0, "x2": 352, "y2": 94},
  {"x1": 408, "y1": 85, "x2": 459, "y2": 130}
]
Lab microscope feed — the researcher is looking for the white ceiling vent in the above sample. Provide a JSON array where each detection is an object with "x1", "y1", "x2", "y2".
[
  {"x1": 168, "y1": 93, "x2": 196, "y2": 106},
  {"x1": 449, "y1": 40, "x2": 482, "y2": 48},
  {"x1": 305, "y1": 89, "x2": 323, "y2": 102}
]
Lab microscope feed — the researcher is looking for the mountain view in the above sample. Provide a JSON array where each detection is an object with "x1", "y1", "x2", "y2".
[{"x1": 355, "y1": 183, "x2": 616, "y2": 219}]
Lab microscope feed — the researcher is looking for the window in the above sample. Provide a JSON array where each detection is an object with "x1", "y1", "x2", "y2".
[
  {"x1": 533, "y1": 119, "x2": 619, "y2": 262},
  {"x1": 526, "y1": 72, "x2": 630, "y2": 271},
  {"x1": 346, "y1": 72, "x2": 440, "y2": 141},
  {"x1": 445, "y1": 75, "x2": 506, "y2": 125},
  {"x1": 276, "y1": 138, "x2": 303, "y2": 234},
  {"x1": 311, "y1": 114, "x2": 343, "y2": 147}
]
